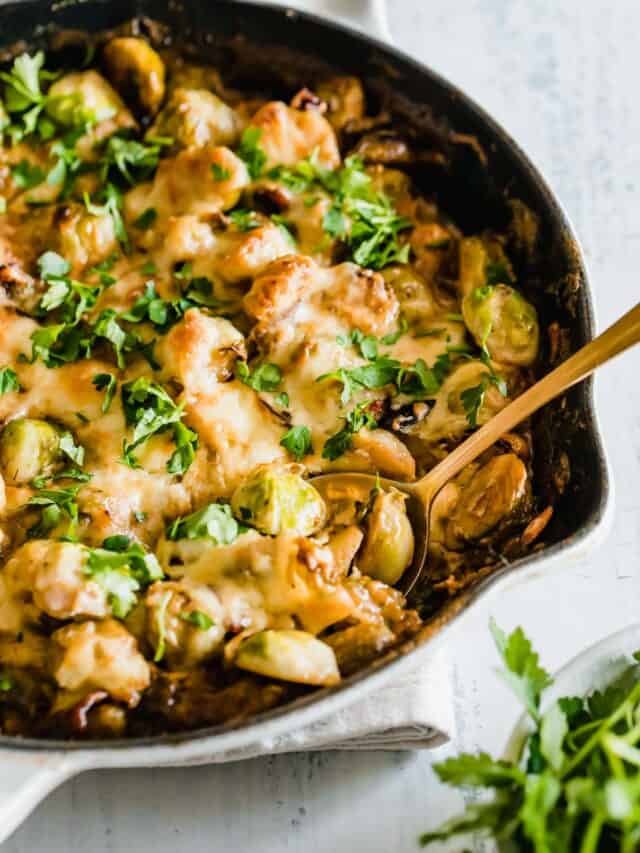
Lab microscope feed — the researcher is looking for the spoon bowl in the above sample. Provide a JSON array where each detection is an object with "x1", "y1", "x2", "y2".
[{"x1": 313, "y1": 301, "x2": 640, "y2": 595}]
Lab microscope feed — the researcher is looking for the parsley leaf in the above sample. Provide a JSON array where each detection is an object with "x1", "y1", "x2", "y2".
[
  {"x1": 211, "y1": 163, "x2": 231, "y2": 181},
  {"x1": 26, "y1": 485, "x2": 80, "y2": 539},
  {"x1": 84, "y1": 183, "x2": 128, "y2": 248},
  {"x1": 180, "y1": 610, "x2": 214, "y2": 630},
  {"x1": 280, "y1": 425, "x2": 313, "y2": 461},
  {"x1": 121, "y1": 377, "x2": 198, "y2": 475},
  {"x1": 133, "y1": 207, "x2": 157, "y2": 229},
  {"x1": 322, "y1": 402, "x2": 378, "y2": 460},
  {"x1": 59, "y1": 431, "x2": 84, "y2": 466},
  {"x1": 99, "y1": 133, "x2": 171, "y2": 186},
  {"x1": 228, "y1": 208, "x2": 260, "y2": 232},
  {"x1": 11, "y1": 159, "x2": 45, "y2": 189},
  {"x1": 167, "y1": 502, "x2": 240, "y2": 544},
  {"x1": 84, "y1": 536, "x2": 163, "y2": 619},
  {"x1": 236, "y1": 126, "x2": 266, "y2": 179},
  {"x1": 92, "y1": 372, "x2": 117, "y2": 413},
  {"x1": 153, "y1": 590, "x2": 172, "y2": 661},
  {"x1": 0, "y1": 367, "x2": 20, "y2": 394},
  {"x1": 490, "y1": 619, "x2": 553, "y2": 720},
  {"x1": 236, "y1": 361, "x2": 282, "y2": 392}
]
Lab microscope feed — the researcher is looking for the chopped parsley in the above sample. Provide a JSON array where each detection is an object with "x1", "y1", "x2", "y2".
[
  {"x1": 0, "y1": 367, "x2": 20, "y2": 394},
  {"x1": 92, "y1": 372, "x2": 117, "y2": 413},
  {"x1": 153, "y1": 590, "x2": 172, "y2": 662},
  {"x1": 322, "y1": 402, "x2": 379, "y2": 461},
  {"x1": 120, "y1": 377, "x2": 198, "y2": 475},
  {"x1": 11, "y1": 159, "x2": 45, "y2": 189},
  {"x1": 280, "y1": 425, "x2": 313, "y2": 461},
  {"x1": 26, "y1": 485, "x2": 80, "y2": 539},
  {"x1": 460, "y1": 353, "x2": 508, "y2": 428},
  {"x1": 236, "y1": 361, "x2": 282, "y2": 392},
  {"x1": 180, "y1": 610, "x2": 214, "y2": 630},
  {"x1": 99, "y1": 133, "x2": 171, "y2": 186},
  {"x1": 236, "y1": 126, "x2": 267, "y2": 179},
  {"x1": 167, "y1": 502, "x2": 240, "y2": 544},
  {"x1": 228, "y1": 208, "x2": 260, "y2": 232},
  {"x1": 0, "y1": 673, "x2": 13, "y2": 692},
  {"x1": 211, "y1": 162, "x2": 231, "y2": 181},
  {"x1": 133, "y1": 207, "x2": 157, "y2": 229},
  {"x1": 84, "y1": 183, "x2": 128, "y2": 249},
  {"x1": 59, "y1": 431, "x2": 84, "y2": 466},
  {"x1": 84, "y1": 535, "x2": 163, "y2": 619}
]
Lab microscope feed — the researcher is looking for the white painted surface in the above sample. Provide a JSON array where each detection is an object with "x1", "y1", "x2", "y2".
[{"x1": 3, "y1": 0, "x2": 640, "y2": 850}]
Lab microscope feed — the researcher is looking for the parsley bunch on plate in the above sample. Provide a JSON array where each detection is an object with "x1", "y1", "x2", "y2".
[{"x1": 421, "y1": 622, "x2": 640, "y2": 852}]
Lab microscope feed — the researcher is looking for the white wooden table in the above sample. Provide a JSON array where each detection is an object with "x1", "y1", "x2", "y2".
[{"x1": 3, "y1": 1, "x2": 640, "y2": 850}]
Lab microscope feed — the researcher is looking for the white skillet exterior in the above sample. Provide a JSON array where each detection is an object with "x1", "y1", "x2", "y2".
[{"x1": 0, "y1": 0, "x2": 613, "y2": 843}]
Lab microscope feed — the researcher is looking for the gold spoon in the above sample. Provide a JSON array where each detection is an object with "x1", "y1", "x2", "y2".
[{"x1": 312, "y1": 302, "x2": 640, "y2": 595}]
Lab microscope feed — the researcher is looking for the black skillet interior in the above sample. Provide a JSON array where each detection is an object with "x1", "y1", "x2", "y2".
[{"x1": 0, "y1": 0, "x2": 609, "y2": 746}]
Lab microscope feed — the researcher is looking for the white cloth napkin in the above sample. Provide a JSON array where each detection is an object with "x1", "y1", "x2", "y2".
[{"x1": 204, "y1": 649, "x2": 453, "y2": 761}]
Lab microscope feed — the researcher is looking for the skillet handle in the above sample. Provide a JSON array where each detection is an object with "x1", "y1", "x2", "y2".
[
  {"x1": 268, "y1": 0, "x2": 393, "y2": 42},
  {"x1": 0, "y1": 748, "x2": 84, "y2": 843}
]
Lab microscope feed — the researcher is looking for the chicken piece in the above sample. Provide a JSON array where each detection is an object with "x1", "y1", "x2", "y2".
[
  {"x1": 0, "y1": 541, "x2": 109, "y2": 628},
  {"x1": 316, "y1": 263, "x2": 399, "y2": 337},
  {"x1": 156, "y1": 309, "x2": 245, "y2": 396},
  {"x1": 250, "y1": 101, "x2": 340, "y2": 169},
  {"x1": 243, "y1": 254, "x2": 317, "y2": 323},
  {"x1": 141, "y1": 580, "x2": 226, "y2": 669},
  {"x1": 216, "y1": 222, "x2": 294, "y2": 285},
  {"x1": 51, "y1": 619, "x2": 151, "y2": 706},
  {"x1": 124, "y1": 146, "x2": 249, "y2": 224}
]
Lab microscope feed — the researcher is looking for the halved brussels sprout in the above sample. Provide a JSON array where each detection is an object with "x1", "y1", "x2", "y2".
[
  {"x1": 46, "y1": 70, "x2": 127, "y2": 126},
  {"x1": 445, "y1": 453, "x2": 529, "y2": 548},
  {"x1": 357, "y1": 488, "x2": 414, "y2": 586},
  {"x1": 102, "y1": 37, "x2": 166, "y2": 117},
  {"x1": 231, "y1": 464, "x2": 326, "y2": 536},
  {"x1": 0, "y1": 418, "x2": 62, "y2": 484},
  {"x1": 144, "y1": 580, "x2": 226, "y2": 669},
  {"x1": 315, "y1": 76, "x2": 365, "y2": 130},
  {"x1": 234, "y1": 629, "x2": 340, "y2": 686},
  {"x1": 147, "y1": 88, "x2": 241, "y2": 151},
  {"x1": 462, "y1": 284, "x2": 539, "y2": 366}
]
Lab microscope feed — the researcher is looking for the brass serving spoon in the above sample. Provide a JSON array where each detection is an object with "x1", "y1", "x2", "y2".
[{"x1": 312, "y1": 302, "x2": 640, "y2": 595}]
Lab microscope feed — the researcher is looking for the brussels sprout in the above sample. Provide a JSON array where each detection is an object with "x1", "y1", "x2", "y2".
[
  {"x1": 46, "y1": 70, "x2": 127, "y2": 126},
  {"x1": 0, "y1": 418, "x2": 62, "y2": 484},
  {"x1": 231, "y1": 464, "x2": 326, "y2": 536},
  {"x1": 445, "y1": 453, "x2": 530, "y2": 548},
  {"x1": 147, "y1": 88, "x2": 240, "y2": 151},
  {"x1": 357, "y1": 488, "x2": 414, "y2": 586},
  {"x1": 315, "y1": 76, "x2": 365, "y2": 131},
  {"x1": 101, "y1": 37, "x2": 166, "y2": 117},
  {"x1": 462, "y1": 283, "x2": 539, "y2": 366},
  {"x1": 144, "y1": 580, "x2": 225, "y2": 669},
  {"x1": 234, "y1": 629, "x2": 340, "y2": 686}
]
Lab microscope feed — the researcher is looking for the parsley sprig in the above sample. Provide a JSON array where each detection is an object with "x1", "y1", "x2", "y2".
[
  {"x1": 167, "y1": 502, "x2": 240, "y2": 544},
  {"x1": 421, "y1": 621, "x2": 640, "y2": 852},
  {"x1": 322, "y1": 401, "x2": 379, "y2": 461},
  {"x1": 120, "y1": 377, "x2": 198, "y2": 475},
  {"x1": 84, "y1": 535, "x2": 163, "y2": 618}
]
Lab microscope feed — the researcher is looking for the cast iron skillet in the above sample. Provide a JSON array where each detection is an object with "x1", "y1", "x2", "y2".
[{"x1": 0, "y1": 0, "x2": 609, "y2": 753}]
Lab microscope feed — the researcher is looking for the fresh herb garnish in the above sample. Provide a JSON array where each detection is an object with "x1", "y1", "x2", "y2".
[
  {"x1": 271, "y1": 214, "x2": 297, "y2": 246},
  {"x1": 280, "y1": 425, "x2": 313, "y2": 461},
  {"x1": 211, "y1": 163, "x2": 231, "y2": 181},
  {"x1": 84, "y1": 536, "x2": 163, "y2": 619},
  {"x1": 0, "y1": 367, "x2": 20, "y2": 394},
  {"x1": 236, "y1": 361, "x2": 282, "y2": 392},
  {"x1": 120, "y1": 377, "x2": 198, "y2": 475},
  {"x1": 26, "y1": 485, "x2": 80, "y2": 539},
  {"x1": 11, "y1": 159, "x2": 45, "y2": 189},
  {"x1": 99, "y1": 133, "x2": 171, "y2": 186},
  {"x1": 180, "y1": 610, "x2": 214, "y2": 630},
  {"x1": 0, "y1": 673, "x2": 13, "y2": 691},
  {"x1": 167, "y1": 502, "x2": 240, "y2": 544},
  {"x1": 134, "y1": 207, "x2": 157, "y2": 229},
  {"x1": 59, "y1": 431, "x2": 84, "y2": 466},
  {"x1": 228, "y1": 208, "x2": 260, "y2": 232},
  {"x1": 84, "y1": 183, "x2": 128, "y2": 248},
  {"x1": 421, "y1": 621, "x2": 640, "y2": 852},
  {"x1": 153, "y1": 590, "x2": 172, "y2": 662},
  {"x1": 460, "y1": 354, "x2": 508, "y2": 428},
  {"x1": 380, "y1": 315, "x2": 408, "y2": 345},
  {"x1": 236, "y1": 126, "x2": 266, "y2": 179},
  {"x1": 322, "y1": 401, "x2": 379, "y2": 460},
  {"x1": 92, "y1": 372, "x2": 117, "y2": 413}
]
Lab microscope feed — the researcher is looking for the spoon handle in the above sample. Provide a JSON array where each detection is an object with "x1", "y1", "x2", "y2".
[{"x1": 417, "y1": 301, "x2": 640, "y2": 498}]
